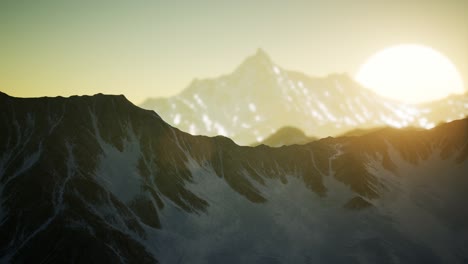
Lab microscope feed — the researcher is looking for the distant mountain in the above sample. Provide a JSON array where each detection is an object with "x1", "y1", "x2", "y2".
[
  {"x1": 140, "y1": 49, "x2": 468, "y2": 145},
  {"x1": 253, "y1": 126, "x2": 317, "y2": 147},
  {"x1": 338, "y1": 126, "x2": 426, "y2": 138},
  {"x1": 1, "y1": 92, "x2": 468, "y2": 263},
  {"x1": 338, "y1": 127, "x2": 385, "y2": 137}
]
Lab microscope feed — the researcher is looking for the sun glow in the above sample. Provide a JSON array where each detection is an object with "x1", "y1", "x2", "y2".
[{"x1": 356, "y1": 44, "x2": 464, "y2": 104}]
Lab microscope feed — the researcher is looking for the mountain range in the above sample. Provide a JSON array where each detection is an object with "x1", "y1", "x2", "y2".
[
  {"x1": 1, "y1": 92, "x2": 467, "y2": 263},
  {"x1": 140, "y1": 49, "x2": 468, "y2": 145}
]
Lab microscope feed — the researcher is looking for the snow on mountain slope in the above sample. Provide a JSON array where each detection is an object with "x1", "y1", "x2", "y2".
[
  {"x1": 140, "y1": 49, "x2": 468, "y2": 145},
  {"x1": 1, "y1": 92, "x2": 467, "y2": 263}
]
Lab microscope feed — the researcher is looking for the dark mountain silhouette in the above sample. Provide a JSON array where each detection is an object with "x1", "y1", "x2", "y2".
[
  {"x1": 140, "y1": 49, "x2": 468, "y2": 145},
  {"x1": 253, "y1": 126, "x2": 317, "y2": 147},
  {"x1": 1, "y1": 92, "x2": 468, "y2": 263},
  {"x1": 338, "y1": 127, "x2": 383, "y2": 137},
  {"x1": 338, "y1": 126, "x2": 426, "y2": 138}
]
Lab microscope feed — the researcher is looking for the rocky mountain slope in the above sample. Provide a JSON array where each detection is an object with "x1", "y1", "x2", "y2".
[
  {"x1": 1, "y1": 92, "x2": 468, "y2": 263},
  {"x1": 140, "y1": 49, "x2": 468, "y2": 145}
]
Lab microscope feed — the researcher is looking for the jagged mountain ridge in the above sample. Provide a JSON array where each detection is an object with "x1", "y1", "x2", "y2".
[
  {"x1": 141, "y1": 49, "x2": 468, "y2": 145},
  {"x1": 1, "y1": 92, "x2": 468, "y2": 263}
]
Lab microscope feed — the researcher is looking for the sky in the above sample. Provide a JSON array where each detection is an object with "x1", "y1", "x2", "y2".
[{"x1": 0, "y1": 0, "x2": 467, "y2": 104}]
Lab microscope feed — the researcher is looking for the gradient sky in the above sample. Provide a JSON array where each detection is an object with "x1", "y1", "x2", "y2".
[{"x1": 1, "y1": 0, "x2": 467, "y2": 104}]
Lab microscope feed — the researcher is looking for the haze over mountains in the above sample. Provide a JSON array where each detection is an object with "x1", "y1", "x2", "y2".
[
  {"x1": 252, "y1": 126, "x2": 317, "y2": 147},
  {"x1": 1, "y1": 92, "x2": 468, "y2": 263},
  {"x1": 141, "y1": 49, "x2": 468, "y2": 145}
]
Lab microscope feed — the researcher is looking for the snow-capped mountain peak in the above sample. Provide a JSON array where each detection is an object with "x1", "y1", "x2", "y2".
[{"x1": 140, "y1": 50, "x2": 468, "y2": 145}]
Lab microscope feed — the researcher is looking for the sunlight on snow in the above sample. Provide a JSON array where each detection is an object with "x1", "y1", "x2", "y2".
[
  {"x1": 273, "y1": 65, "x2": 281, "y2": 75},
  {"x1": 193, "y1": 94, "x2": 207, "y2": 109},
  {"x1": 248, "y1": 103, "x2": 257, "y2": 112},
  {"x1": 173, "y1": 114, "x2": 181, "y2": 125},
  {"x1": 189, "y1": 124, "x2": 197, "y2": 134},
  {"x1": 202, "y1": 114, "x2": 212, "y2": 132}
]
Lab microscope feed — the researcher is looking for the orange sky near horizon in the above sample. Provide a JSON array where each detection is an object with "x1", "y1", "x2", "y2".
[{"x1": 0, "y1": 0, "x2": 467, "y2": 104}]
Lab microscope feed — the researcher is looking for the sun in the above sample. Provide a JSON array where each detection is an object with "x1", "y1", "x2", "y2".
[{"x1": 355, "y1": 44, "x2": 464, "y2": 104}]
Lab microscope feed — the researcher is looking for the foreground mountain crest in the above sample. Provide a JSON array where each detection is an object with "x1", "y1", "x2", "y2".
[{"x1": 1, "y1": 92, "x2": 468, "y2": 263}]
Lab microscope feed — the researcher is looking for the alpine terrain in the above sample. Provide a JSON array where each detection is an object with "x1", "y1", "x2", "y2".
[
  {"x1": 140, "y1": 49, "x2": 468, "y2": 145},
  {"x1": 1, "y1": 92, "x2": 468, "y2": 263}
]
